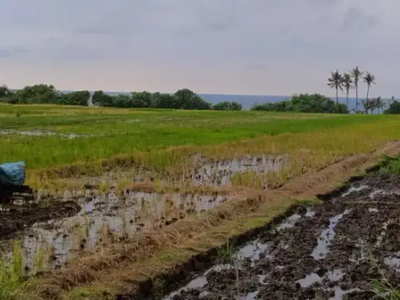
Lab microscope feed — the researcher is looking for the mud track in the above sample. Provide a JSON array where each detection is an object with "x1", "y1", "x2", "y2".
[
  {"x1": 26, "y1": 141, "x2": 400, "y2": 299},
  {"x1": 164, "y1": 174, "x2": 400, "y2": 300}
]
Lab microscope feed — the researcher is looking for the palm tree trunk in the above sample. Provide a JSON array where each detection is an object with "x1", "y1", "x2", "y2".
[
  {"x1": 336, "y1": 88, "x2": 338, "y2": 104},
  {"x1": 365, "y1": 85, "x2": 370, "y2": 115},
  {"x1": 355, "y1": 83, "x2": 358, "y2": 111},
  {"x1": 346, "y1": 90, "x2": 349, "y2": 110}
]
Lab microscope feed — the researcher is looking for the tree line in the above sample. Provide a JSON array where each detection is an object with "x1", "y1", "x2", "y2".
[
  {"x1": 0, "y1": 84, "x2": 243, "y2": 111},
  {"x1": 254, "y1": 66, "x2": 399, "y2": 114},
  {"x1": 251, "y1": 94, "x2": 348, "y2": 113}
]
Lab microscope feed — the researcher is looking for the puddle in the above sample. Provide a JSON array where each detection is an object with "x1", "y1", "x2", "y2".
[
  {"x1": 305, "y1": 207, "x2": 316, "y2": 217},
  {"x1": 258, "y1": 275, "x2": 268, "y2": 285},
  {"x1": 384, "y1": 257, "x2": 400, "y2": 271},
  {"x1": 0, "y1": 129, "x2": 93, "y2": 139},
  {"x1": 311, "y1": 210, "x2": 351, "y2": 260},
  {"x1": 237, "y1": 239, "x2": 270, "y2": 266},
  {"x1": 242, "y1": 291, "x2": 259, "y2": 300},
  {"x1": 163, "y1": 264, "x2": 233, "y2": 300},
  {"x1": 368, "y1": 208, "x2": 379, "y2": 213},
  {"x1": 192, "y1": 155, "x2": 288, "y2": 186},
  {"x1": 297, "y1": 272, "x2": 323, "y2": 288},
  {"x1": 328, "y1": 287, "x2": 360, "y2": 300},
  {"x1": 6, "y1": 191, "x2": 227, "y2": 273},
  {"x1": 276, "y1": 213, "x2": 301, "y2": 230},
  {"x1": 164, "y1": 276, "x2": 208, "y2": 300},
  {"x1": 327, "y1": 269, "x2": 345, "y2": 281},
  {"x1": 297, "y1": 269, "x2": 345, "y2": 288},
  {"x1": 341, "y1": 185, "x2": 369, "y2": 197}
]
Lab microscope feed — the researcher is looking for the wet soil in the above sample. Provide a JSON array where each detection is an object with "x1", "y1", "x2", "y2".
[
  {"x1": 0, "y1": 129, "x2": 97, "y2": 139},
  {"x1": 190, "y1": 155, "x2": 289, "y2": 186},
  {"x1": 0, "y1": 201, "x2": 80, "y2": 238},
  {"x1": 1, "y1": 190, "x2": 228, "y2": 274},
  {"x1": 164, "y1": 174, "x2": 400, "y2": 300}
]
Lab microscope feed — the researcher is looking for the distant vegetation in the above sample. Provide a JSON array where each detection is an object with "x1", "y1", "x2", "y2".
[
  {"x1": 253, "y1": 66, "x2": 396, "y2": 114},
  {"x1": 0, "y1": 68, "x2": 398, "y2": 114},
  {"x1": 0, "y1": 84, "x2": 243, "y2": 111},
  {"x1": 326, "y1": 67, "x2": 394, "y2": 114},
  {"x1": 251, "y1": 94, "x2": 348, "y2": 114},
  {"x1": 212, "y1": 101, "x2": 242, "y2": 111}
]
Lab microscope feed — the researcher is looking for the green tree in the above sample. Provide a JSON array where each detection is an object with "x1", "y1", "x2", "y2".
[
  {"x1": 0, "y1": 85, "x2": 10, "y2": 98},
  {"x1": 384, "y1": 100, "x2": 400, "y2": 114},
  {"x1": 13, "y1": 84, "x2": 59, "y2": 104},
  {"x1": 152, "y1": 93, "x2": 176, "y2": 108},
  {"x1": 212, "y1": 101, "x2": 242, "y2": 111},
  {"x1": 60, "y1": 91, "x2": 90, "y2": 106},
  {"x1": 351, "y1": 66, "x2": 364, "y2": 112},
  {"x1": 363, "y1": 72, "x2": 376, "y2": 114},
  {"x1": 113, "y1": 94, "x2": 132, "y2": 108},
  {"x1": 131, "y1": 92, "x2": 152, "y2": 108},
  {"x1": 327, "y1": 70, "x2": 343, "y2": 104},
  {"x1": 251, "y1": 94, "x2": 347, "y2": 114},
  {"x1": 375, "y1": 96, "x2": 385, "y2": 114},
  {"x1": 173, "y1": 89, "x2": 210, "y2": 110},
  {"x1": 92, "y1": 90, "x2": 114, "y2": 107},
  {"x1": 342, "y1": 73, "x2": 353, "y2": 110}
]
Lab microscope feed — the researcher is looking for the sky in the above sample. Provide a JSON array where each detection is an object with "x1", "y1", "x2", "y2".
[{"x1": 0, "y1": 0, "x2": 398, "y2": 97}]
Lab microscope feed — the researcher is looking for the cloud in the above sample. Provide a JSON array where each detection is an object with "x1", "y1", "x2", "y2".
[
  {"x1": 0, "y1": 0, "x2": 398, "y2": 97},
  {"x1": 343, "y1": 7, "x2": 378, "y2": 32}
]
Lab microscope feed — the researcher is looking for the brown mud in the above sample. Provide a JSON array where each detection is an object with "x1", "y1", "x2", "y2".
[
  {"x1": 158, "y1": 175, "x2": 400, "y2": 300},
  {"x1": 0, "y1": 201, "x2": 80, "y2": 238}
]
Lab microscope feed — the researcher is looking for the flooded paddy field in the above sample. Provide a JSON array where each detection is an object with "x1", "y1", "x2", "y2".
[
  {"x1": 0, "y1": 188, "x2": 229, "y2": 275},
  {"x1": 156, "y1": 174, "x2": 400, "y2": 300},
  {"x1": 190, "y1": 155, "x2": 289, "y2": 186}
]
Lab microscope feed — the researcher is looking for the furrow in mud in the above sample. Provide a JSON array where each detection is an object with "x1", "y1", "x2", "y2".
[{"x1": 163, "y1": 175, "x2": 400, "y2": 300}]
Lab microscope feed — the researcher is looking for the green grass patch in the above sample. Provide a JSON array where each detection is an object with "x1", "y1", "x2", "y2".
[{"x1": 0, "y1": 104, "x2": 395, "y2": 170}]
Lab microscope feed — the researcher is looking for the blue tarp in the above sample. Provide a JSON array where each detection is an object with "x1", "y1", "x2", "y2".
[{"x1": 0, "y1": 161, "x2": 26, "y2": 186}]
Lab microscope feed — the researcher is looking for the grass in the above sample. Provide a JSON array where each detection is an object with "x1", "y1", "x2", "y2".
[
  {"x1": 0, "y1": 240, "x2": 25, "y2": 300},
  {"x1": 0, "y1": 104, "x2": 399, "y2": 190},
  {"x1": 0, "y1": 104, "x2": 395, "y2": 171}
]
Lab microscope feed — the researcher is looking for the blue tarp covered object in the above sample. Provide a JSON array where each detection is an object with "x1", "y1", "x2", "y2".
[{"x1": 0, "y1": 161, "x2": 26, "y2": 186}]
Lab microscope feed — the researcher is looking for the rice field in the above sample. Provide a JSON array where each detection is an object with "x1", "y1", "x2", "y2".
[{"x1": 1, "y1": 103, "x2": 400, "y2": 299}]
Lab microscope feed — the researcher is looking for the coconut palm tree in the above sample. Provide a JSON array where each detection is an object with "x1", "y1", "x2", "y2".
[
  {"x1": 351, "y1": 66, "x2": 363, "y2": 112},
  {"x1": 342, "y1": 73, "x2": 353, "y2": 110},
  {"x1": 363, "y1": 72, "x2": 376, "y2": 114},
  {"x1": 375, "y1": 96, "x2": 385, "y2": 114},
  {"x1": 327, "y1": 70, "x2": 343, "y2": 104}
]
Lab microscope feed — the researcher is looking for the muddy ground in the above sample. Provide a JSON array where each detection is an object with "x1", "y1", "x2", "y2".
[
  {"x1": 0, "y1": 188, "x2": 229, "y2": 274},
  {"x1": 164, "y1": 174, "x2": 400, "y2": 300},
  {"x1": 0, "y1": 201, "x2": 80, "y2": 238}
]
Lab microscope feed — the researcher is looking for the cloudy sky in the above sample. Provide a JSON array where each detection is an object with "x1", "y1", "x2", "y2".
[{"x1": 0, "y1": 0, "x2": 397, "y2": 97}]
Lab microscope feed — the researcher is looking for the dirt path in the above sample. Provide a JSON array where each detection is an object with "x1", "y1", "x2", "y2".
[{"x1": 24, "y1": 141, "x2": 400, "y2": 300}]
